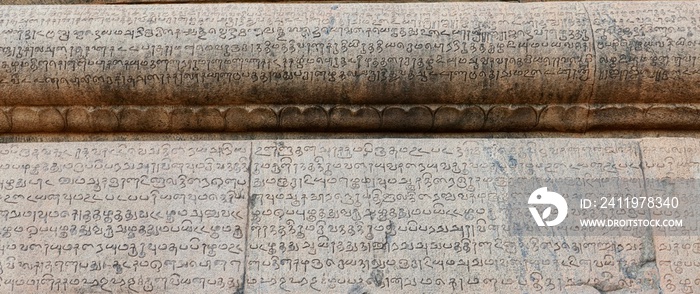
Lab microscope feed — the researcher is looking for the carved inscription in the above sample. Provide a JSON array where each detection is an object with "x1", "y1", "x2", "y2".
[
  {"x1": 0, "y1": 142, "x2": 251, "y2": 292},
  {"x1": 2, "y1": 139, "x2": 685, "y2": 293},
  {"x1": 0, "y1": 3, "x2": 593, "y2": 105},
  {"x1": 1, "y1": 2, "x2": 698, "y2": 106},
  {"x1": 589, "y1": 2, "x2": 700, "y2": 103},
  {"x1": 640, "y1": 138, "x2": 700, "y2": 293},
  {"x1": 245, "y1": 139, "x2": 656, "y2": 293}
]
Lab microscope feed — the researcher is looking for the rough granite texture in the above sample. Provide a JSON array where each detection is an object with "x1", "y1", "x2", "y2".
[
  {"x1": 0, "y1": 138, "x2": 697, "y2": 293},
  {"x1": 0, "y1": 1, "x2": 698, "y2": 293},
  {"x1": 0, "y1": 2, "x2": 699, "y2": 132}
]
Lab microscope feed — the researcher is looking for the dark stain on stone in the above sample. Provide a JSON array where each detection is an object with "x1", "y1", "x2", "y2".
[{"x1": 369, "y1": 269, "x2": 384, "y2": 287}]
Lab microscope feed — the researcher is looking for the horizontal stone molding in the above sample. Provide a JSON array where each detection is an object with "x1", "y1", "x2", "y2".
[
  {"x1": 0, "y1": 104, "x2": 698, "y2": 133},
  {"x1": 1, "y1": 2, "x2": 699, "y2": 132},
  {"x1": 0, "y1": 2, "x2": 699, "y2": 106}
]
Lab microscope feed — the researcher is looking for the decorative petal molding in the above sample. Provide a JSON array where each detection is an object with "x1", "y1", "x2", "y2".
[{"x1": 3, "y1": 104, "x2": 698, "y2": 133}]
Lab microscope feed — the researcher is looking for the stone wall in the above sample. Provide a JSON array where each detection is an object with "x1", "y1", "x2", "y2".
[
  {"x1": 0, "y1": 2, "x2": 699, "y2": 294},
  {"x1": 0, "y1": 138, "x2": 698, "y2": 293},
  {"x1": 0, "y1": 2, "x2": 699, "y2": 132}
]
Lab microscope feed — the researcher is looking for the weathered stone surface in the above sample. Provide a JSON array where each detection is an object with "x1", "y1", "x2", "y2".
[
  {"x1": 639, "y1": 138, "x2": 700, "y2": 294},
  {"x1": 2, "y1": 2, "x2": 698, "y2": 106},
  {"x1": 245, "y1": 138, "x2": 649, "y2": 293},
  {"x1": 1, "y1": 138, "x2": 696, "y2": 293},
  {"x1": 0, "y1": 141, "x2": 252, "y2": 292},
  {"x1": 1, "y1": 105, "x2": 700, "y2": 133},
  {"x1": 0, "y1": 2, "x2": 698, "y2": 132}
]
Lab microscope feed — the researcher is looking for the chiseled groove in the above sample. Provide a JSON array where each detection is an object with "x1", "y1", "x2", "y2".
[{"x1": 2, "y1": 104, "x2": 700, "y2": 133}]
